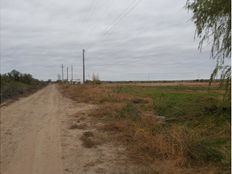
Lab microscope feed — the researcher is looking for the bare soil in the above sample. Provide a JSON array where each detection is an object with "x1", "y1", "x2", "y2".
[{"x1": 0, "y1": 84, "x2": 141, "y2": 174}]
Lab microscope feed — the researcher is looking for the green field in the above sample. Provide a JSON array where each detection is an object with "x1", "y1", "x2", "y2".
[
  {"x1": 114, "y1": 86, "x2": 230, "y2": 164},
  {"x1": 61, "y1": 83, "x2": 231, "y2": 173}
]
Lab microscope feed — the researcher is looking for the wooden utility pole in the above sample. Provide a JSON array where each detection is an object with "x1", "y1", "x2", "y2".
[
  {"x1": 71, "y1": 65, "x2": 73, "y2": 82},
  {"x1": 67, "y1": 67, "x2": 69, "y2": 81},
  {"x1": 83, "y1": 49, "x2": 85, "y2": 84},
  {"x1": 61, "y1": 64, "x2": 64, "y2": 81}
]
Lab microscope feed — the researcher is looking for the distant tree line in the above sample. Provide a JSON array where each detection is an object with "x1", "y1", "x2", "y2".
[{"x1": 0, "y1": 70, "x2": 47, "y2": 103}]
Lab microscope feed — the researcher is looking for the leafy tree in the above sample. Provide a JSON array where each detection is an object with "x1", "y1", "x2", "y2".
[
  {"x1": 20, "y1": 74, "x2": 33, "y2": 84},
  {"x1": 8, "y1": 70, "x2": 21, "y2": 81},
  {"x1": 186, "y1": 0, "x2": 231, "y2": 98}
]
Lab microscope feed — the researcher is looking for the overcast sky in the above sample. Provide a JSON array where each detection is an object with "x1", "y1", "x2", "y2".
[{"x1": 0, "y1": 0, "x2": 219, "y2": 81}]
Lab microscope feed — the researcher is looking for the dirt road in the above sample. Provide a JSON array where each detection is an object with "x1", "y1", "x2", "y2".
[
  {"x1": 0, "y1": 85, "x2": 64, "y2": 174},
  {"x1": 0, "y1": 85, "x2": 135, "y2": 174}
]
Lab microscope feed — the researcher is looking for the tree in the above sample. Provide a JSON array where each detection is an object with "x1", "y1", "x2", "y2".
[
  {"x1": 8, "y1": 70, "x2": 21, "y2": 81},
  {"x1": 186, "y1": 0, "x2": 231, "y2": 98},
  {"x1": 20, "y1": 73, "x2": 33, "y2": 84}
]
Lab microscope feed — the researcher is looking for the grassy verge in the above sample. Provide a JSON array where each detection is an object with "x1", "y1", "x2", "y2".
[{"x1": 60, "y1": 83, "x2": 230, "y2": 173}]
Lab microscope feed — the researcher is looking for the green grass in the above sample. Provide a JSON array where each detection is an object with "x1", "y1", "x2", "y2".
[
  {"x1": 113, "y1": 85, "x2": 228, "y2": 118},
  {"x1": 119, "y1": 103, "x2": 141, "y2": 121},
  {"x1": 61, "y1": 83, "x2": 230, "y2": 173},
  {"x1": 113, "y1": 85, "x2": 231, "y2": 172}
]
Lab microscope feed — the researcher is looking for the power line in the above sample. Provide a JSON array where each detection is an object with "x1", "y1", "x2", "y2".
[
  {"x1": 83, "y1": 0, "x2": 99, "y2": 32},
  {"x1": 102, "y1": 0, "x2": 142, "y2": 37},
  {"x1": 60, "y1": 1, "x2": 143, "y2": 82},
  {"x1": 85, "y1": 0, "x2": 115, "y2": 36},
  {"x1": 84, "y1": 0, "x2": 95, "y2": 21},
  {"x1": 87, "y1": 0, "x2": 99, "y2": 22},
  {"x1": 88, "y1": 0, "x2": 143, "y2": 50},
  {"x1": 80, "y1": 0, "x2": 99, "y2": 37}
]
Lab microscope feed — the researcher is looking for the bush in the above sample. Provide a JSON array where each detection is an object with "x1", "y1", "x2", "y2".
[{"x1": 0, "y1": 70, "x2": 47, "y2": 102}]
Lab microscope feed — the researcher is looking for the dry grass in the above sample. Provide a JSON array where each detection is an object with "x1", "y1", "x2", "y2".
[
  {"x1": 80, "y1": 131, "x2": 103, "y2": 148},
  {"x1": 80, "y1": 135, "x2": 97, "y2": 148},
  {"x1": 99, "y1": 118, "x2": 189, "y2": 164},
  {"x1": 60, "y1": 83, "x2": 230, "y2": 174},
  {"x1": 69, "y1": 124, "x2": 80, "y2": 129},
  {"x1": 60, "y1": 84, "x2": 150, "y2": 105},
  {"x1": 80, "y1": 131, "x2": 97, "y2": 148},
  {"x1": 69, "y1": 123, "x2": 87, "y2": 130},
  {"x1": 60, "y1": 84, "x2": 113, "y2": 103},
  {"x1": 61, "y1": 84, "x2": 188, "y2": 159},
  {"x1": 83, "y1": 131, "x2": 94, "y2": 137}
]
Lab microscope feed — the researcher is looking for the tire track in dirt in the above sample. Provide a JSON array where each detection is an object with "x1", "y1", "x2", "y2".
[
  {"x1": 0, "y1": 85, "x2": 63, "y2": 174},
  {"x1": 0, "y1": 84, "x2": 144, "y2": 174}
]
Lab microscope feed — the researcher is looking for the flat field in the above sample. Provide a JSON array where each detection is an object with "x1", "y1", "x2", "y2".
[{"x1": 61, "y1": 81, "x2": 231, "y2": 174}]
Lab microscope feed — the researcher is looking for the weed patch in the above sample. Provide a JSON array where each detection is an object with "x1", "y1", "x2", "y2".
[{"x1": 60, "y1": 83, "x2": 230, "y2": 173}]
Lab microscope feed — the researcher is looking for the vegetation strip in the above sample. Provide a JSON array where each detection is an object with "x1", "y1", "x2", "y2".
[
  {"x1": 60, "y1": 83, "x2": 230, "y2": 174},
  {"x1": 1, "y1": 70, "x2": 48, "y2": 103}
]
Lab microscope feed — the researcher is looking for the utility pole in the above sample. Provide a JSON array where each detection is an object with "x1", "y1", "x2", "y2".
[
  {"x1": 71, "y1": 65, "x2": 73, "y2": 82},
  {"x1": 67, "y1": 66, "x2": 69, "y2": 81},
  {"x1": 83, "y1": 49, "x2": 85, "y2": 84},
  {"x1": 61, "y1": 64, "x2": 64, "y2": 81}
]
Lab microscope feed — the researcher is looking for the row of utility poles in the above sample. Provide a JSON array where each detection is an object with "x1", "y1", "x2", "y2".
[
  {"x1": 61, "y1": 64, "x2": 74, "y2": 81},
  {"x1": 60, "y1": 49, "x2": 85, "y2": 84}
]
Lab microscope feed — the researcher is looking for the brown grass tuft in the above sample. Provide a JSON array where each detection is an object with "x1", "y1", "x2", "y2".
[
  {"x1": 80, "y1": 136, "x2": 96, "y2": 148},
  {"x1": 69, "y1": 123, "x2": 87, "y2": 130},
  {"x1": 83, "y1": 131, "x2": 94, "y2": 137},
  {"x1": 80, "y1": 131, "x2": 102, "y2": 148}
]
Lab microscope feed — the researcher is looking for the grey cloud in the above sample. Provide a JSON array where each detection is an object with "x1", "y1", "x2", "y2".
[{"x1": 0, "y1": 0, "x2": 221, "y2": 81}]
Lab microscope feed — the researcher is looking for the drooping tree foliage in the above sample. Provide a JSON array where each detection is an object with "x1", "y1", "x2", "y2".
[{"x1": 186, "y1": 0, "x2": 231, "y2": 98}]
